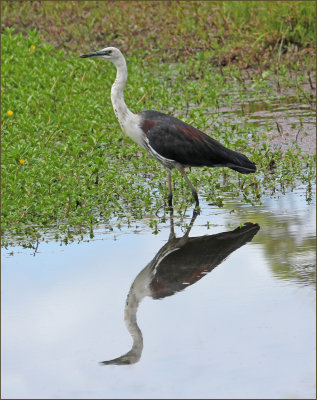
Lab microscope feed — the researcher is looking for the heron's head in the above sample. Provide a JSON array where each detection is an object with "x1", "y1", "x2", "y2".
[{"x1": 80, "y1": 47, "x2": 123, "y2": 64}]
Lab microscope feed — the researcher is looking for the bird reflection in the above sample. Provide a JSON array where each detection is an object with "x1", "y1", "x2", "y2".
[{"x1": 101, "y1": 210, "x2": 260, "y2": 365}]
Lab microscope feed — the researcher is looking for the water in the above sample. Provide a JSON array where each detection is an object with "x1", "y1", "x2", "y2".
[
  {"x1": 215, "y1": 87, "x2": 316, "y2": 155},
  {"x1": 1, "y1": 187, "x2": 316, "y2": 399}
]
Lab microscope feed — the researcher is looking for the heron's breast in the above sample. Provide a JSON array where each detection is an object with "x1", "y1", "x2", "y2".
[{"x1": 121, "y1": 116, "x2": 146, "y2": 149}]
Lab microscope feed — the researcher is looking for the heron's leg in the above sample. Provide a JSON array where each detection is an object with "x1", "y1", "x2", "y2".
[
  {"x1": 177, "y1": 166, "x2": 199, "y2": 207},
  {"x1": 168, "y1": 207, "x2": 176, "y2": 240},
  {"x1": 166, "y1": 168, "x2": 173, "y2": 207}
]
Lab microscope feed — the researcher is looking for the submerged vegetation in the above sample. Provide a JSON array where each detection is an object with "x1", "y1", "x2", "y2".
[{"x1": 1, "y1": 1, "x2": 316, "y2": 247}]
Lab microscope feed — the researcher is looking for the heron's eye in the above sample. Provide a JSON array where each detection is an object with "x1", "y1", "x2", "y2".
[{"x1": 107, "y1": 50, "x2": 112, "y2": 55}]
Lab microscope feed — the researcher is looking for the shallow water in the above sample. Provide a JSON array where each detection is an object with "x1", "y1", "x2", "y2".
[
  {"x1": 215, "y1": 89, "x2": 316, "y2": 155},
  {"x1": 1, "y1": 187, "x2": 316, "y2": 399}
]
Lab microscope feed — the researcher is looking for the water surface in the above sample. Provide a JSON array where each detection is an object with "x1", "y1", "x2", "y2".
[{"x1": 2, "y1": 187, "x2": 315, "y2": 399}]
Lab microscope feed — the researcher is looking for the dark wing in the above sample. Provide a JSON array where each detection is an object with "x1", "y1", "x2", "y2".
[
  {"x1": 150, "y1": 222, "x2": 260, "y2": 299},
  {"x1": 140, "y1": 110, "x2": 256, "y2": 173}
]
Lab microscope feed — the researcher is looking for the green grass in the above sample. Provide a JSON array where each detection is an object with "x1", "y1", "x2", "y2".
[
  {"x1": 1, "y1": 1, "x2": 315, "y2": 67},
  {"x1": 1, "y1": 21, "x2": 315, "y2": 247}
]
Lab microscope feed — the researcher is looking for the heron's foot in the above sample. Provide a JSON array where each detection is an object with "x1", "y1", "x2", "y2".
[
  {"x1": 166, "y1": 199, "x2": 173, "y2": 214},
  {"x1": 191, "y1": 190, "x2": 199, "y2": 205},
  {"x1": 192, "y1": 191, "x2": 200, "y2": 213},
  {"x1": 167, "y1": 205, "x2": 174, "y2": 216},
  {"x1": 194, "y1": 204, "x2": 201, "y2": 215},
  {"x1": 168, "y1": 193, "x2": 173, "y2": 208}
]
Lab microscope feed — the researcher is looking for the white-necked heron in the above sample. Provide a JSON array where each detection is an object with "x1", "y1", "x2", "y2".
[{"x1": 80, "y1": 47, "x2": 256, "y2": 207}]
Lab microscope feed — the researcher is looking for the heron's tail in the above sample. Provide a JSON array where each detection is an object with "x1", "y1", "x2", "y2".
[{"x1": 226, "y1": 150, "x2": 256, "y2": 174}]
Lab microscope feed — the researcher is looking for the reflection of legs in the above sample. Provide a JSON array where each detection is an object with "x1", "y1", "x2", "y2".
[
  {"x1": 178, "y1": 208, "x2": 199, "y2": 246},
  {"x1": 166, "y1": 169, "x2": 173, "y2": 207},
  {"x1": 177, "y1": 166, "x2": 199, "y2": 207},
  {"x1": 168, "y1": 196, "x2": 199, "y2": 246},
  {"x1": 168, "y1": 207, "x2": 175, "y2": 240},
  {"x1": 184, "y1": 208, "x2": 199, "y2": 238}
]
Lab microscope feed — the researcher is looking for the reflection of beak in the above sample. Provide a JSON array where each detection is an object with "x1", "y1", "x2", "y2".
[
  {"x1": 100, "y1": 347, "x2": 142, "y2": 366},
  {"x1": 80, "y1": 50, "x2": 106, "y2": 58}
]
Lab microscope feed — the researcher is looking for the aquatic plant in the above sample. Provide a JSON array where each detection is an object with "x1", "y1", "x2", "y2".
[{"x1": 1, "y1": 25, "x2": 315, "y2": 247}]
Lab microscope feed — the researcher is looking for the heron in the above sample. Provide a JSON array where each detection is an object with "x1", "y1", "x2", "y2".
[{"x1": 80, "y1": 47, "x2": 256, "y2": 207}]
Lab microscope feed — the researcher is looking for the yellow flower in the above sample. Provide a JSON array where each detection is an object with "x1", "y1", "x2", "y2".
[
  {"x1": 7, "y1": 110, "x2": 14, "y2": 116},
  {"x1": 19, "y1": 159, "x2": 26, "y2": 165},
  {"x1": 30, "y1": 45, "x2": 36, "y2": 50}
]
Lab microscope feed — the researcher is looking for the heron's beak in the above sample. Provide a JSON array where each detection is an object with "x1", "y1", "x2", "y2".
[{"x1": 80, "y1": 50, "x2": 106, "y2": 58}]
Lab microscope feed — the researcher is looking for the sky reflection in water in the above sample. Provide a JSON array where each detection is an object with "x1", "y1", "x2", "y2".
[{"x1": 1, "y1": 188, "x2": 316, "y2": 399}]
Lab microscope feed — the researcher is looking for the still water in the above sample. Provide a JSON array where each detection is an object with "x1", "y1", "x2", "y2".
[{"x1": 1, "y1": 188, "x2": 316, "y2": 399}]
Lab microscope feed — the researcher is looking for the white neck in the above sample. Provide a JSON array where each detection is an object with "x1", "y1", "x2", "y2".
[
  {"x1": 122, "y1": 290, "x2": 144, "y2": 363},
  {"x1": 100, "y1": 236, "x2": 186, "y2": 365},
  {"x1": 101, "y1": 287, "x2": 144, "y2": 365},
  {"x1": 110, "y1": 57, "x2": 134, "y2": 124},
  {"x1": 109, "y1": 56, "x2": 146, "y2": 148}
]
